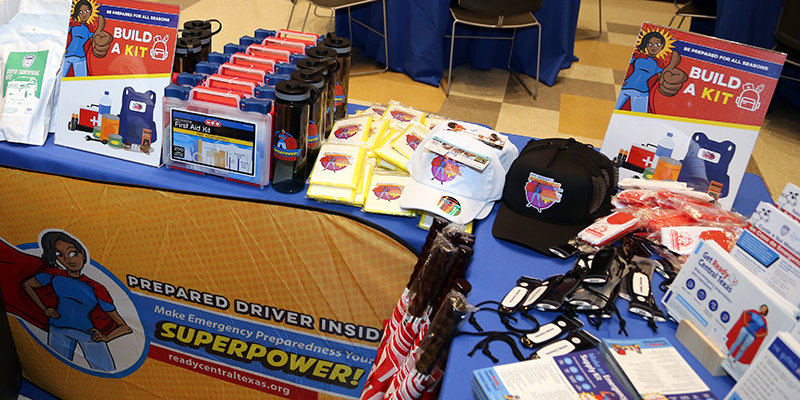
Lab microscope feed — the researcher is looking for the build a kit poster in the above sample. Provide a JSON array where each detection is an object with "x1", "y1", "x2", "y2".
[
  {"x1": 600, "y1": 23, "x2": 786, "y2": 210},
  {"x1": 54, "y1": 0, "x2": 180, "y2": 167},
  {"x1": 0, "y1": 167, "x2": 416, "y2": 400}
]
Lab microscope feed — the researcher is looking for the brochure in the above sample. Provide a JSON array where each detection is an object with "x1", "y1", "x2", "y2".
[
  {"x1": 730, "y1": 201, "x2": 800, "y2": 307},
  {"x1": 600, "y1": 22, "x2": 786, "y2": 209},
  {"x1": 777, "y1": 183, "x2": 800, "y2": 224},
  {"x1": 605, "y1": 337, "x2": 719, "y2": 400},
  {"x1": 724, "y1": 332, "x2": 800, "y2": 400},
  {"x1": 472, "y1": 348, "x2": 641, "y2": 400},
  {"x1": 662, "y1": 240, "x2": 800, "y2": 381},
  {"x1": 54, "y1": 0, "x2": 181, "y2": 167}
]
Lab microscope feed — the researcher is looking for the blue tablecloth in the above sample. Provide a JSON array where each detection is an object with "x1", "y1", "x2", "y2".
[
  {"x1": 690, "y1": 0, "x2": 800, "y2": 110},
  {"x1": 437, "y1": 175, "x2": 772, "y2": 400},
  {"x1": 336, "y1": 0, "x2": 580, "y2": 88},
  {"x1": 0, "y1": 108, "x2": 774, "y2": 400}
]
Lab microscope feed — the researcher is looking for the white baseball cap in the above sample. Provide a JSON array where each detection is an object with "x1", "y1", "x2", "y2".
[{"x1": 400, "y1": 122, "x2": 518, "y2": 224}]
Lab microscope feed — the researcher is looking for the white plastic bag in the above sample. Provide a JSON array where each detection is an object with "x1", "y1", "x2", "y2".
[{"x1": 0, "y1": 0, "x2": 69, "y2": 145}]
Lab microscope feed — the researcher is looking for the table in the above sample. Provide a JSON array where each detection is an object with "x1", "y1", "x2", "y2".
[
  {"x1": 0, "y1": 110, "x2": 773, "y2": 400},
  {"x1": 437, "y1": 179, "x2": 773, "y2": 400},
  {"x1": 336, "y1": 0, "x2": 581, "y2": 88}
]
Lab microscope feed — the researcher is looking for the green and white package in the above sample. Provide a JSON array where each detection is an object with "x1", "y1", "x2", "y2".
[{"x1": 0, "y1": 3, "x2": 68, "y2": 145}]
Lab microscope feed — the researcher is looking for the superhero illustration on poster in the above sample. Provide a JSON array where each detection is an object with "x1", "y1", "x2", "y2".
[
  {"x1": 615, "y1": 26, "x2": 688, "y2": 114},
  {"x1": 64, "y1": 0, "x2": 113, "y2": 77}
]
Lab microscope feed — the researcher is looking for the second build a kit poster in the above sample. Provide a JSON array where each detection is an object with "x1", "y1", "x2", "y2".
[
  {"x1": 600, "y1": 22, "x2": 785, "y2": 210},
  {"x1": 55, "y1": 0, "x2": 180, "y2": 167}
]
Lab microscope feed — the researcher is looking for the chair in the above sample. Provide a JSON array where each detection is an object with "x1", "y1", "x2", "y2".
[
  {"x1": 773, "y1": 0, "x2": 800, "y2": 82},
  {"x1": 442, "y1": 0, "x2": 542, "y2": 99},
  {"x1": 669, "y1": 0, "x2": 716, "y2": 30},
  {"x1": 576, "y1": 0, "x2": 603, "y2": 40},
  {"x1": 287, "y1": 0, "x2": 389, "y2": 76}
]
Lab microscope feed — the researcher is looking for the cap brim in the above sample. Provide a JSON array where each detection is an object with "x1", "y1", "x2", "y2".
[
  {"x1": 400, "y1": 177, "x2": 488, "y2": 225},
  {"x1": 492, "y1": 202, "x2": 588, "y2": 257}
]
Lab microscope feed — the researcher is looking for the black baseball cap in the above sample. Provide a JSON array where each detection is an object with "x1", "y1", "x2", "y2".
[{"x1": 492, "y1": 138, "x2": 616, "y2": 257}]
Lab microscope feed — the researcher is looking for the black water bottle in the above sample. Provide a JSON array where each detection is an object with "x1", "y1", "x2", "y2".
[
  {"x1": 321, "y1": 33, "x2": 352, "y2": 121},
  {"x1": 182, "y1": 28, "x2": 212, "y2": 62},
  {"x1": 272, "y1": 80, "x2": 315, "y2": 193},
  {"x1": 174, "y1": 37, "x2": 201, "y2": 73},
  {"x1": 290, "y1": 69, "x2": 326, "y2": 168},
  {"x1": 183, "y1": 19, "x2": 222, "y2": 40},
  {"x1": 297, "y1": 56, "x2": 338, "y2": 138},
  {"x1": 303, "y1": 46, "x2": 339, "y2": 137}
]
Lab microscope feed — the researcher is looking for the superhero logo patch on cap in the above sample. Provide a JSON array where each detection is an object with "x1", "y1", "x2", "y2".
[
  {"x1": 430, "y1": 155, "x2": 462, "y2": 184},
  {"x1": 524, "y1": 172, "x2": 563, "y2": 212},
  {"x1": 438, "y1": 196, "x2": 462, "y2": 216}
]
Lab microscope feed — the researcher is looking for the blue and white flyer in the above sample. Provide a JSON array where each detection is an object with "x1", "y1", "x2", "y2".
[
  {"x1": 605, "y1": 337, "x2": 718, "y2": 400},
  {"x1": 730, "y1": 201, "x2": 800, "y2": 307},
  {"x1": 472, "y1": 348, "x2": 639, "y2": 400},
  {"x1": 724, "y1": 332, "x2": 800, "y2": 400},
  {"x1": 662, "y1": 240, "x2": 799, "y2": 381}
]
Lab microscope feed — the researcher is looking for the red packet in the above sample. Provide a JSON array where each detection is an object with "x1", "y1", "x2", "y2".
[{"x1": 578, "y1": 212, "x2": 639, "y2": 246}]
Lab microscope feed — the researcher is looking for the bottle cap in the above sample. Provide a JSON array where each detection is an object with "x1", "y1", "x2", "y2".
[
  {"x1": 184, "y1": 20, "x2": 212, "y2": 32},
  {"x1": 291, "y1": 69, "x2": 325, "y2": 89},
  {"x1": 454, "y1": 278, "x2": 472, "y2": 295},
  {"x1": 321, "y1": 33, "x2": 352, "y2": 55},
  {"x1": 176, "y1": 37, "x2": 201, "y2": 54},
  {"x1": 297, "y1": 57, "x2": 337, "y2": 77},
  {"x1": 276, "y1": 80, "x2": 311, "y2": 102},
  {"x1": 182, "y1": 28, "x2": 211, "y2": 45},
  {"x1": 306, "y1": 46, "x2": 337, "y2": 60}
]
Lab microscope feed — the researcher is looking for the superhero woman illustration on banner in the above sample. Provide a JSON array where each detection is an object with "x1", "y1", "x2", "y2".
[
  {"x1": 615, "y1": 26, "x2": 688, "y2": 114},
  {"x1": 64, "y1": 0, "x2": 113, "y2": 77},
  {"x1": 725, "y1": 305, "x2": 769, "y2": 365},
  {"x1": 0, "y1": 230, "x2": 133, "y2": 372}
]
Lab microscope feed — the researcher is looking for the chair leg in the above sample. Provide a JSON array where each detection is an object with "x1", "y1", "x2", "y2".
[
  {"x1": 535, "y1": 22, "x2": 540, "y2": 99},
  {"x1": 509, "y1": 26, "x2": 538, "y2": 99},
  {"x1": 668, "y1": 14, "x2": 677, "y2": 27},
  {"x1": 314, "y1": 5, "x2": 333, "y2": 18},
  {"x1": 301, "y1": 2, "x2": 312, "y2": 32},
  {"x1": 441, "y1": 19, "x2": 458, "y2": 97},
  {"x1": 350, "y1": 0, "x2": 390, "y2": 76},
  {"x1": 287, "y1": 0, "x2": 297, "y2": 30},
  {"x1": 347, "y1": 7, "x2": 352, "y2": 38},
  {"x1": 780, "y1": 74, "x2": 800, "y2": 82},
  {"x1": 677, "y1": 16, "x2": 686, "y2": 30},
  {"x1": 576, "y1": 0, "x2": 602, "y2": 40}
]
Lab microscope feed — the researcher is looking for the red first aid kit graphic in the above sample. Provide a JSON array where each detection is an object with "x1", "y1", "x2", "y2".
[
  {"x1": 626, "y1": 143, "x2": 657, "y2": 172},
  {"x1": 79, "y1": 105, "x2": 100, "y2": 127}
]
